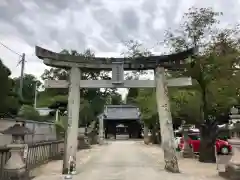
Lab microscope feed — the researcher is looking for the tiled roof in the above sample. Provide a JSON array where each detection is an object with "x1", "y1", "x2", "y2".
[{"x1": 104, "y1": 105, "x2": 140, "y2": 120}]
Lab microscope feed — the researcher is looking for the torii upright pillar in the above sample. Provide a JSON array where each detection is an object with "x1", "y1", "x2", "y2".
[
  {"x1": 155, "y1": 66, "x2": 179, "y2": 173},
  {"x1": 62, "y1": 67, "x2": 81, "y2": 175}
]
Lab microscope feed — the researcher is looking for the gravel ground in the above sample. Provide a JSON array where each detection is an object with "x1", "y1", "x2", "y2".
[
  {"x1": 33, "y1": 140, "x2": 226, "y2": 180},
  {"x1": 31, "y1": 144, "x2": 103, "y2": 177}
]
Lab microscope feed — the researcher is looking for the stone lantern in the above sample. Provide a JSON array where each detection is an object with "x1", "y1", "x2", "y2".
[
  {"x1": 2, "y1": 122, "x2": 32, "y2": 180},
  {"x1": 224, "y1": 107, "x2": 240, "y2": 180}
]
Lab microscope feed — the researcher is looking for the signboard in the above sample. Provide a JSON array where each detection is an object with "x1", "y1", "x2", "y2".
[{"x1": 112, "y1": 62, "x2": 124, "y2": 83}]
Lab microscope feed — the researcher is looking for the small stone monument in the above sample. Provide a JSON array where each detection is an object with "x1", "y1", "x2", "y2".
[
  {"x1": 98, "y1": 114, "x2": 105, "y2": 145},
  {"x1": 2, "y1": 122, "x2": 32, "y2": 180},
  {"x1": 182, "y1": 123, "x2": 194, "y2": 158},
  {"x1": 224, "y1": 107, "x2": 240, "y2": 180}
]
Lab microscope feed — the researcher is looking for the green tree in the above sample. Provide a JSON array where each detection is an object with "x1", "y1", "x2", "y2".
[
  {"x1": 0, "y1": 59, "x2": 21, "y2": 117},
  {"x1": 126, "y1": 88, "x2": 138, "y2": 104},
  {"x1": 79, "y1": 99, "x2": 95, "y2": 126},
  {"x1": 55, "y1": 115, "x2": 67, "y2": 139},
  {"x1": 13, "y1": 74, "x2": 41, "y2": 105},
  {"x1": 123, "y1": 40, "x2": 152, "y2": 105},
  {"x1": 5, "y1": 93, "x2": 21, "y2": 116},
  {"x1": 170, "y1": 88, "x2": 201, "y2": 125},
  {"x1": 38, "y1": 95, "x2": 68, "y2": 108},
  {"x1": 111, "y1": 93, "x2": 123, "y2": 105},
  {"x1": 165, "y1": 7, "x2": 240, "y2": 162},
  {"x1": 18, "y1": 105, "x2": 40, "y2": 121}
]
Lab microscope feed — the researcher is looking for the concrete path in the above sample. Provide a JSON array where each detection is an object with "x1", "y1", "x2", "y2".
[{"x1": 33, "y1": 140, "x2": 225, "y2": 180}]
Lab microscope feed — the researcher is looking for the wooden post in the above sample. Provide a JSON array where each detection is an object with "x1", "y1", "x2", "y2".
[
  {"x1": 155, "y1": 66, "x2": 180, "y2": 173},
  {"x1": 63, "y1": 67, "x2": 81, "y2": 175}
]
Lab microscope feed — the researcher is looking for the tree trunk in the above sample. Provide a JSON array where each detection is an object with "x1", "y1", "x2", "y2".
[
  {"x1": 198, "y1": 77, "x2": 217, "y2": 163},
  {"x1": 199, "y1": 122, "x2": 218, "y2": 163},
  {"x1": 155, "y1": 67, "x2": 179, "y2": 173}
]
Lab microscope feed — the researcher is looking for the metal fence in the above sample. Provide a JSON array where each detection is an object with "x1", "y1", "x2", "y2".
[{"x1": 0, "y1": 140, "x2": 64, "y2": 180}]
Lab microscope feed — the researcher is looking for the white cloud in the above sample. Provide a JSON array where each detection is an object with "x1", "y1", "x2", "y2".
[{"x1": 0, "y1": 0, "x2": 239, "y2": 82}]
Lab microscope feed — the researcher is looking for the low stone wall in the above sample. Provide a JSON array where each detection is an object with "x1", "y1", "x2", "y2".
[{"x1": 0, "y1": 118, "x2": 57, "y2": 146}]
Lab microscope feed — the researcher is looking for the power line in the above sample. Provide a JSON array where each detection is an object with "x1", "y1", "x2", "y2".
[
  {"x1": 0, "y1": 41, "x2": 26, "y2": 100},
  {"x1": 0, "y1": 41, "x2": 22, "y2": 57}
]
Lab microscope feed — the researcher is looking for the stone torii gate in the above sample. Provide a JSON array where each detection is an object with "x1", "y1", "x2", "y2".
[{"x1": 35, "y1": 46, "x2": 196, "y2": 174}]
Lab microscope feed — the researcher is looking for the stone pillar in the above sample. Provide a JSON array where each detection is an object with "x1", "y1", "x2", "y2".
[
  {"x1": 143, "y1": 123, "x2": 150, "y2": 144},
  {"x1": 155, "y1": 66, "x2": 179, "y2": 173},
  {"x1": 182, "y1": 124, "x2": 194, "y2": 158},
  {"x1": 221, "y1": 107, "x2": 240, "y2": 179},
  {"x1": 229, "y1": 107, "x2": 240, "y2": 137},
  {"x1": 225, "y1": 138, "x2": 240, "y2": 179},
  {"x1": 63, "y1": 67, "x2": 81, "y2": 175},
  {"x1": 224, "y1": 123, "x2": 240, "y2": 179},
  {"x1": 99, "y1": 115, "x2": 104, "y2": 145}
]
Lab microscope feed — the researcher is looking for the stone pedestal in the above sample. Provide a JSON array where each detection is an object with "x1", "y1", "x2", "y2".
[
  {"x1": 77, "y1": 135, "x2": 90, "y2": 149},
  {"x1": 182, "y1": 125, "x2": 194, "y2": 158},
  {"x1": 182, "y1": 143, "x2": 194, "y2": 158},
  {"x1": 224, "y1": 138, "x2": 240, "y2": 180},
  {"x1": 144, "y1": 137, "x2": 151, "y2": 145},
  {"x1": 4, "y1": 144, "x2": 27, "y2": 180},
  {"x1": 143, "y1": 125, "x2": 150, "y2": 145}
]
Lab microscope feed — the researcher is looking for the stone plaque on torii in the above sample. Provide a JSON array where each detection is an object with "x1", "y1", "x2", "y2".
[{"x1": 35, "y1": 46, "x2": 197, "y2": 174}]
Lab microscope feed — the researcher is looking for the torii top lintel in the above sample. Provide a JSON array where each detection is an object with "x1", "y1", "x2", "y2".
[{"x1": 35, "y1": 46, "x2": 197, "y2": 70}]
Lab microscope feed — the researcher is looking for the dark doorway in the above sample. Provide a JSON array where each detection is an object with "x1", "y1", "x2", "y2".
[{"x1": 104, "y1": 119, "x2": 141, "y2": 139}]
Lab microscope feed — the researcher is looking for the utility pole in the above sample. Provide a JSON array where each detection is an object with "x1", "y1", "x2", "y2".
[{"x1": 19, "y1": 53, "x2": 25, "y2": 100}]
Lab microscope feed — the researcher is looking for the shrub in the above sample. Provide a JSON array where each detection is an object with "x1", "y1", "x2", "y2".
[{"x1": 18, "y1": 105, "x2": 40, "y2": 121}]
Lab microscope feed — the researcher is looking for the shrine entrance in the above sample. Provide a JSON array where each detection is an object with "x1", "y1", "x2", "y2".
[
  {"x1": 104, "y1": 121, "x2": 141, "y2": 140},
  {"x1": 116, "y1": 124, "x2": 128, "y2": 136},
  {"x1": 106, "y1": 121, "x2": 141, "y2": 139},
  {"x1": 35, "y1": 46, "x2": 196, "y2": 174},
  {"x1": 103, "y1": 105, "x2": 141, "y2": 139}
]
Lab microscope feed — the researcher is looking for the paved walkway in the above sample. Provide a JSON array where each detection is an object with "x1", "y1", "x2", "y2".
[{"x1": 33, "y1": 140, "x2": 225, "y2": 180}]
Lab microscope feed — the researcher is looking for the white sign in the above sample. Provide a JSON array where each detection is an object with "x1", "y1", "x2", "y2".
[{"x1": 112, "y1": 62, "x2": 124, "y2": 83}]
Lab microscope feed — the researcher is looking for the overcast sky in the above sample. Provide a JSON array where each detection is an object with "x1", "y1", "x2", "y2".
[{"x1": 0, "y1": 0, "x2": 240, "y2": 79}]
